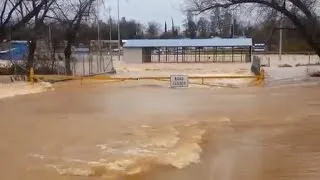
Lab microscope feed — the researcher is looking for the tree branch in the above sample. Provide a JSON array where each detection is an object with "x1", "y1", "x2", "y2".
[
  {"x1": 11, "y1": 0, "x2": 48, "y2": 32},
  {"x1": 2, "y1": 0, "x2": 23, "y2": 27},
  {"x1": 192, "y1": 0, "x2": 319, "y2": 50},
  {"x1": 0, "y1": 0, "x2": 9, "y2": 24},
  {"x1": 288, "y1": 0, "x2": 312, "y2": 19}
]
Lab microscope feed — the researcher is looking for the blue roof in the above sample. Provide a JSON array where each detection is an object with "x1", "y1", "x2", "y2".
[{"x1": 124, "y1": 38, "x2": 252, "y2": 48}]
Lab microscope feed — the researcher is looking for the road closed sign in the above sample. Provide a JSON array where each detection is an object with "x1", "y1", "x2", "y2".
[{"x1": 170, "y1": 75, "x2": 189, "y2": 88}]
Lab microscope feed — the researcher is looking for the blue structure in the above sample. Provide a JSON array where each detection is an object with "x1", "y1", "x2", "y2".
[{"x1": 0, "y1": 41, "x2": 28, "y2": 61}]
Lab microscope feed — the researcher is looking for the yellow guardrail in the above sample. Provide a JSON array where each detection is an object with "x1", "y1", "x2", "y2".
[{"x1": 29, "y1": 68, "x2": 265, "y2": 86}]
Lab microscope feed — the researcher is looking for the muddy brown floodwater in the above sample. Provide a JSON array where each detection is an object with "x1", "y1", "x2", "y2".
[{"x1": 1, "y1": 80, "x2": 320, "y2": 180}]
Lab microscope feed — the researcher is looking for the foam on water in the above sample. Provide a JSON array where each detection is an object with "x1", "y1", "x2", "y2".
[
  {"x1": 0, "y1": 82, "x2": 53, "y2": 99},
  {"x1": 50, "y1": 165, "x2": 94, "y2": 176},
  {"x1": 30, "y1": 121, "x2": 207, "y2": 178}
]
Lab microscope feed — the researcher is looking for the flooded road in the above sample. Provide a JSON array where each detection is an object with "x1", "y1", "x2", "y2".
[{"x1": 1, "y1": 79, "x2": 320, "y2": 180}]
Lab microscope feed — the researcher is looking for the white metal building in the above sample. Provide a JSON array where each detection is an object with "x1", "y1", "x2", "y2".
[{"x1": 123, "y1": 38, "x2": 253, "y2": 63}]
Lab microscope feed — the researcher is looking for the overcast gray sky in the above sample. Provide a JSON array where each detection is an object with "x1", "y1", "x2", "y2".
[{"x1": 105, "y1": 0, "x2": 185, "y2": 27}]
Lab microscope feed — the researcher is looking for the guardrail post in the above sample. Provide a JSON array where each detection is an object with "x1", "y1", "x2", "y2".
[
  {"x1": 257, "y1": 68, "x2": 265, "y2": 86},
  {"x1": 30, "y1": 68, "x2": 34, "y2": 84},
  {"x1": 260, "y1": 68, "x2": 265, "y2": 81}
]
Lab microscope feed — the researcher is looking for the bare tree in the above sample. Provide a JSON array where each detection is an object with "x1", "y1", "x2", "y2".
[
  {"x1": 50, "y1": 0, "x2": 95, "y2": 75},
  {"x1": 197, "y1": 16, "x2": 210, "y2": 38},
  {"x1": 184, "y1": 10, "x2": 197, "y2": 38},
  {"x1": 207, "y1": 8, "x2": 233, "y2": 37},
  {"x1": 146, "y1": 21, "x2": 161, "y2": 39},
  {"x1": 0, "y1": 0, "x2": 49, "y2": 42},
  {"x1": 221, "y1": 10, "x2": 232, "y2": 37},
  {"x1": 23, "y1": 0, "x2": 56, "y2": 74},
  {"x1": 187, "y1": 0, "x2": 320, "y2": 56}
]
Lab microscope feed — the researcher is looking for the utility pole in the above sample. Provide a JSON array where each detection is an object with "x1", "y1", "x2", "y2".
[
  {"x1": 231, "y1": 12, "x2": 234, "y2": 38},
  {"x1": 279, "y1": 9, "x2": 283, "y2": 61},
  {"x1": 109, "y1": 7, "x2": 114, "y2": 71},
  {"x1": 97, "y1": 0, "x2": 101, "y2": 72},
  {"x1": 48, "y1": 25, "x2": 52, "y2": 59},
  {"x1": 117, "y1": 0, "x2": 121, "y2": 61}
]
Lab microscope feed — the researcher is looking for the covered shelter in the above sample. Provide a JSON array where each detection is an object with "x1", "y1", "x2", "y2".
[{"x1": 123, "y1": 38, "x2": 253, "y2": 63}]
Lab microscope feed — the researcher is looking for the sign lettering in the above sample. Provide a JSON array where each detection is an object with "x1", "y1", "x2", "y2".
[{"x1": 170, "y1": 75, "x2": 188, "y2": 88}]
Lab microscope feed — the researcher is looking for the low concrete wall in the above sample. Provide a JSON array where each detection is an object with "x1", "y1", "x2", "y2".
[
  {"x1": 256, "y1": 54, "x2": 320, "y2": 67},
  {"x1": 123, "y1": 48, "x2": 142, "y2": 63},
  {"x1": 251, "y1": 56, "x2": 261, "y2": 75}
]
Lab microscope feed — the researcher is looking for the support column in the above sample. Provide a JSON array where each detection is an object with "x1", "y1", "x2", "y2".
[
  {"x1": 194, "y1": 47, "x2": 196, "y2": 62},
  {"x1": 165, "y1": 47, "x2": 168, "y2": 62},
  {"x1": 232, "y1": 47, "x2": 234, "y2": 62},
  {"x1": 222, "y1": 47, "x2": 225, "y2": 62},
  {"x1": 216, "y1": 47, "x2": 218, "y2": 62},
  {"x1": 176, "y1": 47, "x2": 178, "y2": 62},
  {"x1": 158, "y1": 48, "x2": 160, "y2": 62},
  {"x1": 198, "y1": 48, "x2": 200, "y2": 62},
  {"x1": 249, "y1": 46, "x2": 252, "y2": 62}
]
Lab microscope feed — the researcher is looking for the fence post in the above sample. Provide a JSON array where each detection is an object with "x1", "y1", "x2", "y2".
[
  {"x1": 96, "y1": 54, "x2": 99, "y2": 74},
  {"x1": 57, "y1": 56, "x2": 60, "y2": 76},
  {"x1": 73, "y1": 57, "x2": 76, "y2": 76},
  {"x1": 102, "y1": 54, "x2": 105, "y2": 72},
  {"x1": 90, "y1": 55, "x2": 93, "y2": 74},
  {"x1": 14, "y1": 63, "x2": 17, "y2": 77},
  {"x1": 308, "y1": 52, "x2": 311, "y2": 64},
  {"x1": 82, "y1": 55, "x2": 85, "y2": 75},
  {"x1": 64, "y1": 57, "x2": 67, "y2": 76}
]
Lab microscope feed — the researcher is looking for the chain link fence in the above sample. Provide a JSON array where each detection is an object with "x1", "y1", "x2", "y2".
[{"x1": 0, "y1": 40, "x2": 115, "y2": 78}]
